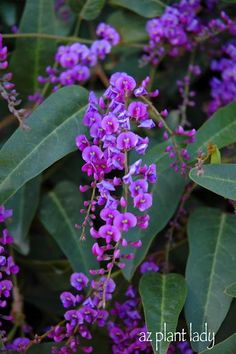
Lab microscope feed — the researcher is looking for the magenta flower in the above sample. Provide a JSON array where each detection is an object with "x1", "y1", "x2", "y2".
[
  {"x1": 0, "y1": 206, "x2": 12, "y2": 222},
  {"x1": 117, "y1": 132, "x2": 138, "y2": 150},
  {"x1": 83, "y1": 111, "x2": 102, "y2": 127},
  {"x1": 129, "y1": 179, "x2": 148, "y2": 197},
  {"x1": 113, "y1": 212, "x2": 137, "y2": 232},
  {"x1": 101, "y1": 114, "x2": 119, "y2": 134},
  {"x1": 82, "y1": 145, "x2": 103, "y2": 162},
  {"x1": 134, "y1": 193, "x2": 153, "y2": 212},
  {"x1": 76, "y1": 134, "x2": 90, "y2": 151},
  {"x1": 110, "y1": 72, "x2": 136, "y2": 92},
  {"x1": 98, "y1": 225, "x2": 121, "y2": 243},
  {"x1": 70, "y1": 273, "x2": 89, "y2": 291},
  {"x1": 128, "y1": 101, "x2": 148, "y2": 120},
  {"x1": 137, "y1": 215, "x2": 150, "y2": 229},
  {"x1": 60, "y1": 291, "x2": 77, "y2": 308},
  {"x1": 100, "y1": 208, "x2": 119, "y2": 224}
]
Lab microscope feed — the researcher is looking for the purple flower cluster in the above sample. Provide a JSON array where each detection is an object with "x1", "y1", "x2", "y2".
[
  {"x1": 0, "y1": 34, "x2": 27, "y2": 127},
  {"x1": 108, "y1": 286, "x2": 152, "y2": 354},
  {"x1": 0, "y1": 206, "x2": 19, "y2": 310},
  {"x1": 76, "y1": 73, "x2": 158, "y2": 284},
  {"x1": 6, "y1": 337, "x2": 31, "y2": 353},
  {"x1": 143, "y1": 0, "x2": 236, "y2": 66},
  {"x1": 208, "y1": 42, "x2": 236, "y2": 115},
  {"x1": 140, "y1": 260, "x2": 159, "y2": 274},
  {"x1": 38, "y1": 23, "x2": 119, "y2": 92},
  {"x1": 48, "y1": 272, "x2": 115, "y2": 353}
]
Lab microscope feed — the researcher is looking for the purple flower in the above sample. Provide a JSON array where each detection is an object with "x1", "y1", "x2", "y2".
[
  {"x1": 11, "y1": 337, "x2": 30, "y2": 352},
  {"x1": 59, "y1": 69, "x2": 75, "y2": 85},
  {"x1": 98, "y1": 225, "x2": 121, "y2": 243},
  {"x1": 82, "y1": 145, "x2": 103, "y2": 162},
  {"x1": 0, "y1": 34, "x2": 8, "y2": 69},
  {"x1": 128, "y1": 101, "x2": 148, "y2": 120},
  {"x1": 91, "y1": 40, "x2": 111, "y2": 60},
  {"x1": 100, "y1": 208, "x2": 119, "y2": 224},
  {"x1": 140, "y1": 261, "x2": 159, "y2": 274},
  {"x1": 114, "y1": 212, "x2": 137, "y2": 232},
  {"x1": 0, "y1": 205, "x2": 12, "y2": 222},
  {"x1": 96, "y1": 23, "x2": 120, "y2": 46},
  {"x1": 134, "y1": 193, "x2": 153, "y2": 212},
  {"x1": 101, "y1": 113, "x2": 119, "y2": 133},
  {"x1": 60, "y1": 291, "x2": 77, "y2": 308},
  {"x1": 72, "y1": 65, "x2": 90, "y2": 82},
  {"x1": 83, "y1": 111, "x2": 102, "y2": 127},
  {"x1": 70, "y1": 273, "x2": 89, "y2": 291},
  {"x1": 59, "y1": 50, "x2": 79, "y2": 68},
  {"x1": 137, "y1": 215, "x2": 150, "y2": 229},
  {"x1": 110, "y1": 72, "x2": 136, "y2": 92},
  {"x1": 129, "y1": 179, "x2": 148, "y2": 197},
  {"x1": 117, "y1": 132, "x2": 138, "y2": 150},
  {"x1": 76, "y1": 134, "x2": 90, "y2": 151}
]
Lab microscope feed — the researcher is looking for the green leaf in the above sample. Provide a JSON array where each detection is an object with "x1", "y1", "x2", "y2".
[
  {"x1": 185, "y1": 207, "x2": 236, "y2": 352},
  {"x1": 189, "y1": 164, "x2": 236, "y2": 201},
  {"x1": 68, "y1": 0, "x2": 105, "y2": 20},
  {"x1": 109, "y1": 0, "x2": 165, "y2": 18},
  {"x1": 10, "y1": 0, "x2": 57, "y2": 97},
  {"x1": 39, "y1": 181, "x2": 97, "y2": 275},
  {"x1": 108, "y1": 11, "x2": 148, "y2": 43},
  {"x1": 122, "y1": 142, "x2": 185, "y2": 280},
  {"x1": 200, "y1": 334, "x2": 236, "y2": 354},
  {"x1": 225, "y1": 283, "x2": 236, "y2": 298},
  {"x1": 28, "y1": 343, "x2": 54, "y2": 354},
  {"x1": 81, "y1": 0, "x2": 105, "y2": 20},
  {"x1": 6, "y1": 176, "x2": 41, "y2": 255},
  {"x1": 140, "y1": 272, "x2": 187, "y2": 354},
  {"x1": 0, "y1": 85, "x2": 88, "y2": 205},
  {"x1": 188, "y1": 101, "x2": 236, "y2": 160}
]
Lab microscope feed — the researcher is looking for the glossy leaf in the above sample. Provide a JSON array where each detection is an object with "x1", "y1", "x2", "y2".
[
  {"x1": 185, "y1": 207, "x2": 236, "y2": 352},
  {"x1": 68, "y1": 0, "x2": 105, "y2": 20},
  {"x1": 108, "y1": 11, "x2": 148, "y2": 43},
  {"x1": 39, "y1": 181, "x2": 97, "y2": 274},
  {"x1": 10, "y1": 0, "x2": 56, "y2": 97},
  {"x1": 6, "y1": 176, "x2": 41, "y2": 255},
  {"x1": 188, "y1": 101, "x2": 236, "y2": 160},
  {"x1": 122, "y1": 142, "x2": 185, "y2": 280},
  {"x1": 189, "y1": 164, "x2": 236, "y2": 201},
  {"x1": 0, "y1": 85, "x2": 88, "y2": 205},
  {"x1": 28, "y1": 342, "x2": 56, "y2": 353},
  {"x1": 140, "y1": 272, "x2": 187, "y2": 354},
  {"x1": 109, "y1": 0, "x2": 165, "y2": 18},
  {"x1": 225, "y1": 283, "x2": 236, "y2": 298},
  {"x1": 200, "y1": 334, "x2": 236, "y2": 354},
  {"x1": 81, "y1": 0, "x2": 105, "y2": 20}
]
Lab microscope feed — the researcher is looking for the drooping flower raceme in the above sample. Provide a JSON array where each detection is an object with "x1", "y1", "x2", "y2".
[
  {"x1": 143, "y1": 0, "x2": 236, "y2": 66},
  {"x1": 37, "y1": 23, "x2": 120, "y2": 95},
  {"x1": 76, "y1": 72, "x2": 158, "y2": 281},
  {"x1": 46, "y1": 273, "x2": 116, "y2": 353},
  {"x1": 0, "y1": 206, "x2": 19, "y2": 313},
  {"x1": 0, "y1": 34, "x2": 26, "y2": 127},
  {"x1": 208, "y1": 42, "x2": 236, "y2": 115}
]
